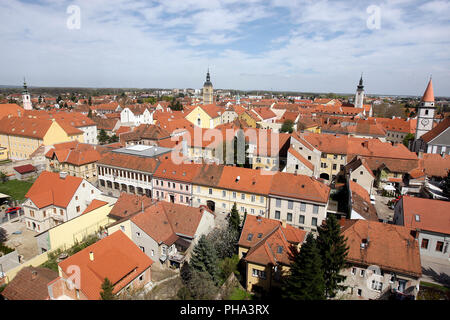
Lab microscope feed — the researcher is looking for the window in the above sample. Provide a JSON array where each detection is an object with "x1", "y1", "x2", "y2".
[
  {"x1": 139, "y1": 246, "x2": 145, "y2": 252},
  {"x1": 151, "y1": 250, "x2": 154, "y2": 256},
  {"x1": 257, "y1": 233, "x2": 262, "y2": 238},
  {"x1": 333, "y1": 164, "x2": 337, "y2": 170},
  {"x1": 360, "y1": 171, "x2": 364, "y2": 175},
  {"x1": 76, "y1": 206, "x2": 80, "y2": 213},
  {"x1": 247, "y1": 234, "x2": 253, "y2": 241},
  {"x1": 288, "y1": 200, "x2": 293, "y2": 210},
  {"x1": 136, "y1": 232, "x2": 141, "y2": 237},
  {"x1": 30, "y1": 210, "x2": 35, "y2": 217},
  {"x1": 360, "y1": 269, "x2": 365, "y2": 277},
  {"x1": 371, "y1": 280, "x2": 383, "y2": 291},
  {"x1": 275, "y1": 211, "x2": 280, "y2": 219},
  {"x1": 357, "y1": 289, "x2": 362, "y2": 296},
  {"x1": 260, "y1": 196, "x2": 264, "y2": 203},
  {"x1": 299, "y1": 215, "x2": 305, "y2": 224},
  {"x1": 250, "y1": 208, "x2": 254, "y2": 214},
  {"x1": 300, "y1": 202, "x2": 306, "y2": 212},
  {"x1": 222, "y1": 190, "x2": 226, "y2": 197},
  {"x1": 312, "y1": 217, "x2": 317, "y2": 226},
  {"x1": 240, "y1": 206, "x2": 245, "y2": 212},
  {"x1": 139, "y1": 275, "x2": 144, "y2": 281},
  {"x1": 232, "y1": 192, "x2": 236, "y2": 199},
  {"x1": 287, "y1": 213, "x2": 292, "y2": 222},
  {"x1": 43, "y1": 211, "x2": 46, "y2": 218},
  {"x1": 351, "y1": 267, "x2": 356, "y2": 275},
  {"x1": 313, "y1": 205, "x2": 319, "y2": 214},
  {"x1": 75, "y1": 196, "x2": 78, "y2": 200},
  {"x1": 60, "y1": 209, "x2": 64, "y2": 216},
  {"x1": 415, "y1": 214, "x2": 420, "y2": 222},
  {"x1": 251, "y1": 195, "x2": 255, "y2": 202},
  {"x1": 252, "y1": 269, "x2": 266, "y2": 279},
  {"x1": 277, "y1": 246, "x2": 283, "y2": 254},
  {"x1": 421, "y1": 238, "x2": 429, "y2": 249},
  {"x1": 436, "y1": 241, "x2": 444, "y2": 252},
  {"x1": 276, "y1": 199, "x2": 281, "y2": 207},
  {"x1": 241, "y1": 193, "x2": 245, "y2": 200},
  {"x1": 120, "y1": 225, "x2": 125, "y2": 232}
]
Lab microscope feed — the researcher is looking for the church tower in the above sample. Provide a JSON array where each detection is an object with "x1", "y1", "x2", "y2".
[
  {"x1": 354, "y1": 74, "x2": 365, "y2": 109},
  {"x1": 202, "y1": 69, "x2": 213, "y2": 105},
  {"x1": 22, "y1": 78, "x2": 32, "y2": 110},
  {"x1": 415, "y1": 77, "x2": 435, "y2": 140}
]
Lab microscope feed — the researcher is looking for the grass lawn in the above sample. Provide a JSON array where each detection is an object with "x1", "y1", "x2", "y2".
[
  {"x1": 418, "y1": 281, "x2": 450, "y2": 300},
  {"x1": 228, "y1": 287, "x2": 252, "y2": 300},
  {"x1": 0, "y1": 179, "x2": 34, "y2": 201}
]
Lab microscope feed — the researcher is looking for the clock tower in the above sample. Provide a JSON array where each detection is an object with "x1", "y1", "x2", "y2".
[
  {"x1": 415, "y1": 78, "x2": 435, "y2": 140},
  {"x1": 202, "y1": 69, "x2": 213, "y2": 105}
]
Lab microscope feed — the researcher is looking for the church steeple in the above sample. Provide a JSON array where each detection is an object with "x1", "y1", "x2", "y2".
[
  {"x1": 202, "y1": 68, "x2": 213, "y2": 105},
  {"x1": 23, "y1": 77, "x2": 29, "y2": 94},
  {"x1": 354, "y1": 73, "x2": 365, "y2": 109},
  {"x1": 22, "y1": 77, "x2": 33, "y2": 111}
]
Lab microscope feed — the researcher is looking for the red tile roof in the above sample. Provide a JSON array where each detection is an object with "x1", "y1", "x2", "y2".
[
  {"x1": 270, "y1": 172, "x2": 330, "y2": 203},
  {"x1": 82, "y1": 199, "x2": 109, "y2": 215},
  {"x1": 422, "y1": 78, "x2": 434, "y2": 102},
  {"x1": 0, "y1": 103, "x2": 25, "y2": 120},
  {"x1": 108, "y1": 192, "x2": 154, "y2": 220},
  {"x1": 13, "y1": 164, "x2": 36, "y2": 174},
  {"x1": 1, "y1": 266, "x2": 58, "y2": 300},
  {"x1": 420, "y1": 117, "x2": 450, "y2": 143},
  {"x1": 400, "y1": 196, "x2": 450, "y2": 235},
  {"x1": 25, "y1": 171, "x2": 83, "y2": 209},
  {"x1": 341, "y1": 219, "x2": 422, "y2": 277},
  {"x1": 239, "y1": 215, "x2": 306, "y2": 266},
  {"x1": 131, "y1": 202, "x2": 212, "y2": 244},
  {"x1": 58, "y1": 230, "x2": 154, "y2": 300}
]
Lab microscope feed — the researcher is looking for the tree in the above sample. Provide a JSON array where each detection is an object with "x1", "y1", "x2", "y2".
[
  {"x1": 108, "y1": 134, "x2": 119, "y2": 143},
  {"x1": 180, "y1": 261, "x2": 192, "y2": 286},
  {"x1": 228, "y1": 203, "x2": 240, "y2": 233},
  {"x1": 0, "y1": 171, "x2": 7, "y2": 183},
  {"x1": 0, "y1": 227, "x2": 7, "y2": 244},
  {"x1": 280, "y1": 119, "x2": 294, "y2": 133},
  {"x1": 282, "y1": 233, "x2": 325, "y2": 300},
  {"x1": 403, "y1": 133, "x2": 415, "y2": 148},
  {"x1": 207, "y1": 226, "x2": 238, "y2": 260},
  {"x1": 443, "y1": 170, "x2": 450, "y2": 197},
  {"x1": 316, "y1": 214, "x2": 349, "y2": 298},
  {"x1": 186, "y1": 270, "x2": 217, "y2": 300},
  {"x1": 190, "y1": 235, "x2": 220, "y2": 284},
  {"x1": 100, "y1": 278, "x2": 115, "y2": 300},
  {"x1": 87, "y1": 109, "x2": 93, "y2": 119},
  {"x1": 98, "y1": 129, "x2": 109, "y2": 145},
  {"x1": 88, "y1": 96, "x2": 92, "y2": 106}
]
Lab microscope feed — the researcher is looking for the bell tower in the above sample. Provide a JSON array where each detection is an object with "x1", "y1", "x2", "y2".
[
  {"x1": 202, "y1": 69, "x2": 213, "y2": 105},
  {"x1": 354, "y1": 74, "x2": 364, "y2": 109},
  {"x1": 22, "y1": 78, "x2": 32, "y2": 110},
  {"x1": 415, "y1": 77, "x2": 435, "y2": 140}
]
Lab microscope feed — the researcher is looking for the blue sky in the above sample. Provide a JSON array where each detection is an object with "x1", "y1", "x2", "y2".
[{"x1": 1, "y1": 0, "x2": 449, "y2": 96}]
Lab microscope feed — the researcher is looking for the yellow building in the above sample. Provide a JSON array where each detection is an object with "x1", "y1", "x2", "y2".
[
  {"x1": 0, "y1": 146, "x2": 8, "y2": 161},
  {"x1": 45, "y1": 141, "x2": 102, "y2": 183},
  {"x1": 238, "y1": 215, "x2": 306, "y2": 295},
  {"x1": 239, "y1": 111, "x2": 258, "y2": 128},
  {"x1": 191, "y1": 165, "x2": 272, "y2": 220},
  {"x1": 0, "y1": 116, "x2": 84, "y2": 160},
  {"x1": 35, "y1": 199, "x2": 115, "y2": 253},
  {"x1": 185, "y1": 104, "x2": 222, "y2": 129}
]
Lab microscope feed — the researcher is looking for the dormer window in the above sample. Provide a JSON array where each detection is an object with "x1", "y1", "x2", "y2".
[
  {"x1": 415, "y1": 214, "x2": 420, "y2": 222},
  {"x1": 247, "y1": 233, "x2": 253, "y2": 241},
  {"x1": 277, "y1": 246, "x2": 283, "y2": 254}
]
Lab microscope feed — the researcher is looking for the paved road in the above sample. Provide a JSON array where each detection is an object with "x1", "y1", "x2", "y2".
[
  {"x1": 374, "y1": 194, "x2": 394, "y2": 222},
  {"x1": 420, "y1": 255, "x2": 450, "y2": 287}
]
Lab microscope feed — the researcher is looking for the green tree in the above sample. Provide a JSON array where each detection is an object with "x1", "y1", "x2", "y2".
[
  {"x1": 190, "y1": 235, "x2": 220, "y2": 284},
  {"x1": 100, "y1": 278, "x2": 115, "y2": 300},
  {"x1": 87, "y1": 109, "x2": 93, "y2": 119},
  {"x1": 180, "y1": 261, "x2": 192, "y2": 286},
  {"x1": 0, "y1": 171, "x2": 7, "y2": 183},
  {"x1": 98, "y1": 129, "x2": 109, "y2": 145},
  {"x1": 228, "y1": 203, "x2": 241, "y2": 233},
  {"x1": 280, "y1": 119, "x2": 294, "y2": 133},
  {"x1": 316, "y1": 214, "x2": 349, "y2": 298},
  {"x1": 108, "y1": 135, "x2": 119, "y2": 143},
  {"x1": 403, "y1": 133, "x2": 415, "y2": 148},
  {"x1": 282, "y1": 233, "x2": 325, "y2": 300},
  {"x1": 443, "y1": 170, "x2": 450, "y2": 197}
]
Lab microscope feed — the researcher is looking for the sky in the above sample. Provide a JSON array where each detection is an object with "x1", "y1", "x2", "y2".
[{"x1": 0, "y1": 0, "x2": 449, "y2": 96}]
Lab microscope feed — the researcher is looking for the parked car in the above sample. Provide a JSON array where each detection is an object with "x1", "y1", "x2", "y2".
[{"x1": 5, "y1": 206, "x2": 21, "y2": 214}]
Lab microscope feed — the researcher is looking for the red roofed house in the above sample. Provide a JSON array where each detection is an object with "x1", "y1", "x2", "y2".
[
  {"x1": 393, "y1": 196, "x2": 450, "y2": 262},
  {"x1": 238, "y1": 215, "x2": 307, "y2": 295},
  {"x1": 107, "y1": 201, "x2": 215, "y2": 268},
  {"x1": 47, "y1": 230, "x2": 154, "y2": 300},
  {"x1": 23, "y1": 171, "x2": 102, "y2": 232},
  {"x1": 337, "y1": 219, "x2": 422, "y2": 300}
]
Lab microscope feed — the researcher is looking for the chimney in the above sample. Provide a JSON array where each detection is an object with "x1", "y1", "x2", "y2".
[
  {"x1": 89, "y1": 251, "x2": 94, "y2": 261},
  {"x1": 59, "y1": 171, "x2": 68, "y2": 179},
  {"x1": 235, "y1": 176, "x2": 240, "y2": 182}
]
